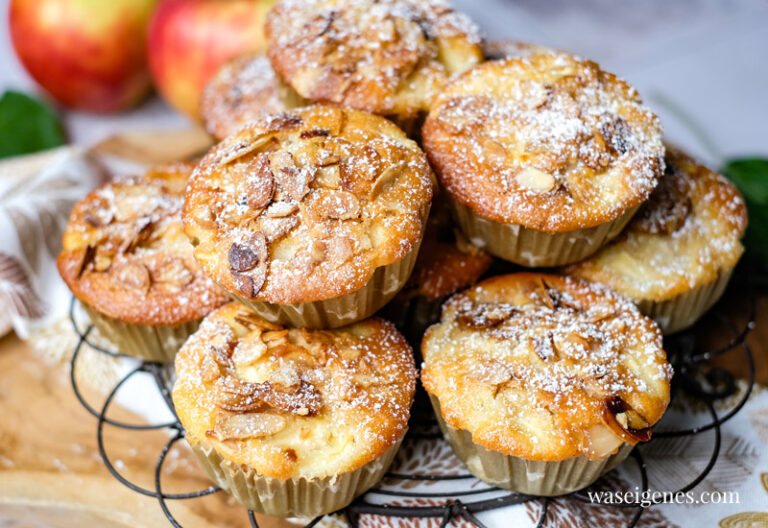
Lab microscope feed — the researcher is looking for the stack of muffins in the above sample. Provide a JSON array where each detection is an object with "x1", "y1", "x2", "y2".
[{"x1": 58, "y1": 0, "x2": 748, "y2": 517}]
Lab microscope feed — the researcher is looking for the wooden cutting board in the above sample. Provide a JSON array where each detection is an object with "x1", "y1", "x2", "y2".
[{"x1": 0, "y1": 332, "x2": 291, "y2": 528}]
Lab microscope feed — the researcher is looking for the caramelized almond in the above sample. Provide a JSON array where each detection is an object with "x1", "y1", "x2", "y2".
[
  {"x1": 111, "y1": 261, "x2": 150, "y2": 296},
  {"x1": 213, "y1": 413, "x2": 287, "y2": 440},
  {"x1": 309, "y1": 189, "x2": 361, "y2": 220},
  {"x1": 515, "y1": 167, "x2": 556, "y2": 193},
  {"x1": 457, "y1": 302, "x2": 518, "y2": 329},
  {"x1": 369, "y1": 163, "x2": 402, "y2": 200}
]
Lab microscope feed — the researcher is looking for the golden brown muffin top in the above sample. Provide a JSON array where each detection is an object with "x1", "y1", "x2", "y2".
[
  {"x1": 422, "y1": 273, "x2": 672, "y2": 462},
  {"x1": 57, "y1": 164, "x2": 229, "y2": 326},
  {"x1": 173, "y1": 302, "x2": 416, "y2": 479},
  {"x1": 200, "y1": 54, "x2": 307, "y2": 141},
  {"x1": 265, "y1": 0, "x2": 483, "y2": 120},
  {"x1": 398, "y1": 193, "x2": 492, "y2": 301},
  {"x1": 565, "y1": 147, "x2": 747, "y2": 302},
  {"x1": 183, "y1": 105, "x2": 434, "y2": 305},
  {"x1": 423, "y1": 53, "x2": 665, "y2": 233}
]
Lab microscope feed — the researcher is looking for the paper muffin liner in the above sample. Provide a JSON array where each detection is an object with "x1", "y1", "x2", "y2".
[
  {"x1": 429, "y1": 395, "x2": 633, "y2": 496},
  {"x1": 231, "y1": 236, "x2": 425, "y2": 329},
  {"x1": 83, "y1": 304, "x2": 200, "y2": 363},
  {"x1": 189, "y1": 435, "x2": 403, "y2": 517},
  {"x1": 637, "y1": 267, "x2": 734, "y2": 335},
  {"x1": 450, "y1": 198, "x2": 639, "y2": 267}
]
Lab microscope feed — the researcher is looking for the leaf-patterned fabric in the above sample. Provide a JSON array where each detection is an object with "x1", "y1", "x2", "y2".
[{"x1": 0, "y1": 147, "x2": 105, "y2": 337}]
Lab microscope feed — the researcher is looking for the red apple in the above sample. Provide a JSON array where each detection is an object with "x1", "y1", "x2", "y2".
[
  {"x1": 148, "y1": 0, "x2": 276, "y2": 120},
  {"x1": 9, "y1": 0, "x2": 157, "y2": 113}
]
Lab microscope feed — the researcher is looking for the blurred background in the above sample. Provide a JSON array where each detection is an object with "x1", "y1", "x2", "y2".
[{"x1": 1, "y1": 0, "x2": 767, "y2": 164}]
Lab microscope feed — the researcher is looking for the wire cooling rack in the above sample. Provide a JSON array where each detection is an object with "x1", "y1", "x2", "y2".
[{"x1": 67, "y1": 294, "x2": 756, "y2": 528}]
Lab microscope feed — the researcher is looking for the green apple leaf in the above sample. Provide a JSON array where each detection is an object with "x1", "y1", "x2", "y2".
[
  {"x1": 722, "y1": 157, "x2": 768, "y2": 278},
  {"x1": 0, "y1": 90, "x2": 66, "y2": 159}
]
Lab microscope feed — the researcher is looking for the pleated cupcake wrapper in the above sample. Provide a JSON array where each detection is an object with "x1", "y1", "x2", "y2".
[
  {"x1": 429, "y1": 395, "x2": 633, "y2": 496},
  {"x1": 230, "y1": 205, "x2": 430, "y2": 329},
  {"x1": 83, "y1": 304, "x2": 200, "y2": 363},
  {"x1": 450, "y1": 198, "x2": 639, "y2": 267},
  {"x1": 231, "y1": 242, "x2": 420, "y2": 329},
  {"x1": 189, "y1": 435, "x2": 403, "y2": 517},
  {"x1": 637, "y1": 267, "x2": 734, "y2": 335}
]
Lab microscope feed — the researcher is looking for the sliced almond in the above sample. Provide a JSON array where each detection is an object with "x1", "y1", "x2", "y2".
[
  {"x1": 229, "y1": 233, "x2": 268, "y2": 297},
  {"x1": 457, "y1": 302, "x2": 518, "y2": 329},
  {"x1": 229, "y1": 243, "x2": 260, "y2": 273},
  {"x1": 307, "y1": 106, "x2": 344, "y2": 136},
  {"x1": 111, "y1": 261, "x2": 150, "y2": 297},
  {"x1": 245, "y1": 157, "x2": 275, "y2": 210},
  {"x1": 553, "y1": 332, "x2": 590, "y2": 358},
  {"x1": 316, "y1": 153, "x2": 341, "y2": 167},
  {"x1": 154, "y1": 258, "x2": 193, "y2": 291},
  {"x1": 515, "y1": 167, "x2": 556, "y2": 193},
  {"x1": 369, "y1": 163, "x2": 402, "y2": 200},
  {"x1": 193, "y1": 206, "x2": 218, "y2": 232},
  {"x1": 213, "y1": 413, "x2": 287, "y2": 440},
  {"x1": 482, "y1": 138, "x2": 508, "y2": 163},
  {"x1": 270, "y1": 363, "x2": 302, "y2": 388},
  {"x1": 84, "y1": 208, "x2": 114, "y2": 228},
  {"x1": 217, "y1": 134, "x2": 274, "y2": 165},
  {"x1": 200, "y1": 350, "x2": 223, "y2": 383},
  {"x1": 266, "y1": 201, "x2": 298, "y2": 218},
  {"x1": 324, "y1": 236, "x2": 355, "y2": 263},
  {"x1": 232, "y1": 335, "x2": 267, "y2": 367},
  {"x1": 259, "y1": 214, "x2": 299, "y2": 242},
  {"x1": 265, "y1": 113, "x2": 303, "y2": 132},
  {"x1": 271, "y1": 343, "x2": 317, "y2": 368},
  {"x1": 261, "y1": 330, "x2": 289, "y2": 346},
  {"x1": 309, "y1": 189, "x2": 361, "y2": 220},
  {"x1": 315, "y1": 164, "x2": 341, "y2": 189},
  {"x1": 269, "y1": 150, "x2": 315, "y2": 201},
  {"x1": 299, "y1": 128, "x2": 330, "y2": 139},
  {"x1": 234, "y1": 312, "x2": 281, "y2": 331}
]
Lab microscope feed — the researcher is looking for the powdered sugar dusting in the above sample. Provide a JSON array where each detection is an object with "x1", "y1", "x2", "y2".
[
  {"x1": 200, "y1": 54, "x2": 305, "y2": 140},
  {"x1": 60, "y1": 166, "x2": 229, "y2": 324},
  {"x1": 184, "y1": 106, "x2": 433, "y2": 304},
  {"x1": 174, "y1": 303, "x2": 416, "y2": 478},
  {"x1": 566, "y1": 147, "x2": 748, "y2": 301},
  {"x1": 266, "y1": 0, "x2": 482, "y2": 117},
  {"x1": 421, "y1": 274, "x2": 672, "y2": 460},
  {"x1": 423, "y1": 53, "x2": 665, "y2": 231}
]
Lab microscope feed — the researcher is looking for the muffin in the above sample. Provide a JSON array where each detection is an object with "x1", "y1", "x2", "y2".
[
  {"x1": 484, "y1": 40, "x2": 563, "y2": 60},
  {"x1": 565, "y1": 146, "x2": 748, "y2": 334},
  {"x1": 57, "y1": 164, "x2": 230, "y2": 362},
  {"x1": 183, "y1": 105, "x2": 434, "y2": 328},
  {"x1": 264, "y1": 0, "x2": 483, "y2": 129},
  {"x1": 383, "y1": 193, "x2": 493, "y2": 344},
  {"x1": 173, "y1": 302, "x2": 416, "y2": 516},
  {"x1": 422, "y1": 52, "x2": 665, "y2": 267},
  {"x1": 200, "y1": 54, "x2": 307, "y2": 141},
  {"x1": 422, "y1": 273, "x2": 672, "y2": 496}
]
